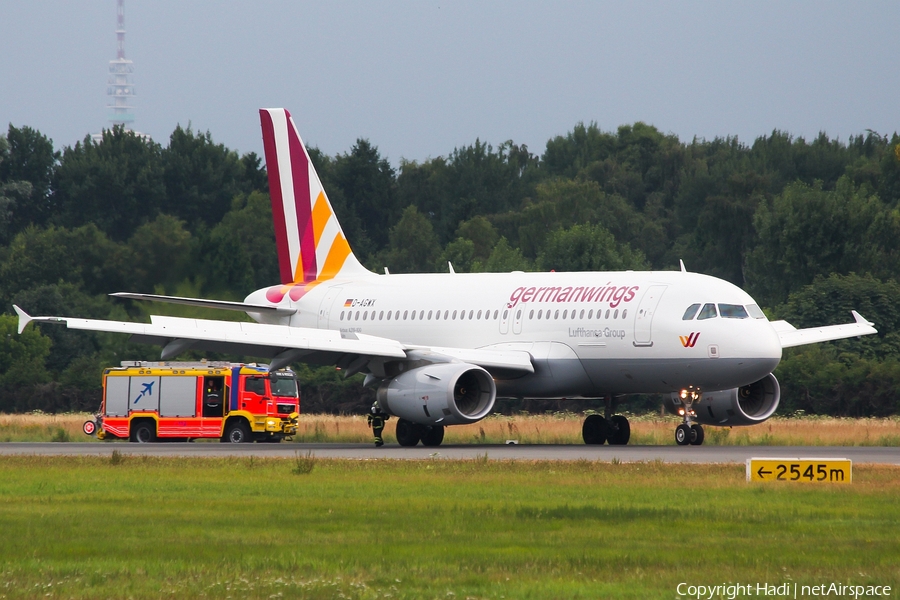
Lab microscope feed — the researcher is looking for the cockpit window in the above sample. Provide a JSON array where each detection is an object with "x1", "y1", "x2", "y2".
[
  {"x1": 682, "y1": 304, "x2": 701, "y2": 320},
  {"x1": 746, "y1": 304, "x2": 766, "y2": 319},
  {"x1": 718, "y1": 304, "x2": 749, "y2": 319},
  {"x1": 697, "y1": 303, "x2": 718, "y2": 320}
]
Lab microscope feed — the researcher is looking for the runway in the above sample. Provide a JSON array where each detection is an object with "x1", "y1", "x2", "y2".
[{"x1": 1, "y1": 442, "x2": 899, "y2": 464}]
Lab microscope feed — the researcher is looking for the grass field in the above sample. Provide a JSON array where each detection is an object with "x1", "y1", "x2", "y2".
[
  {"x1": 0, "y1": 456, "x2": 897, "y2": 599},
  {"x1": 4, "y1": 411, "x2": 900, "y2": 446}
]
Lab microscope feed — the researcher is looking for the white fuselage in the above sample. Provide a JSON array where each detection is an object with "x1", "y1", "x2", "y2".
[{"x1": 245, "y1": 270, "x2": 783, "y2": 398}]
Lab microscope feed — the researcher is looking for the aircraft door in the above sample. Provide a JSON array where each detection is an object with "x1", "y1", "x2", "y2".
[
  {"x1": 633, "y1": 285, "x2": 667, "y2": 347},
  {"x1": 317, "y1": 286, "x2": 343, "y2": 328},
  {"x1": 512, "y1": 307, "x2": 523, "y2": 335},
  {"x1": 499, "y1": 306, "x2": 510, "y2": 334}
]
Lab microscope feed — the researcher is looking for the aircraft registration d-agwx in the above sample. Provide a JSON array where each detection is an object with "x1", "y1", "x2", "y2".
[{"x1": 15, "y1": 109, "x2": 878, "y2": 446}]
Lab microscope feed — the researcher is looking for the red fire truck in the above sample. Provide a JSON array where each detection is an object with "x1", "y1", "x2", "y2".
[{"x1": 83, "y1": 361, "x2": 300, "y2": 443}]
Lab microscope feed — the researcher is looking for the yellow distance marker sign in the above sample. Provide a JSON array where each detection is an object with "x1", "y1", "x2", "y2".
[{"x1": 747, "y1": 458, "x2": 852, "y2": 484}]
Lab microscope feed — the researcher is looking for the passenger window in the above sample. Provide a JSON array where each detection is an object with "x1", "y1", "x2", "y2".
[
  {"x1": 410, "y1": 311, "x2": 415, "y2": 320},
  {"x1": 554, "y1": 310, "x2": 559, "y2": 319},
  {"x1": 682, "y1": 304, "x2": 701, "y2": 320},
  {"x1": 697, "y1": 303, "x2": 717, "y2": 320},
  {"x1": 562, "y1": 310, "x2": 568, "y2": 319},
  {"x1": 718, "y1": 304, "x2": 749, "y2": 319},
  {"x1": 468, "y1": 310, "x2": 474, "y2": 319},
  {"x1": 363, "y1": 311, "x2": 368, "y2": 320},
  {"x1": 452, "y1": 310, "x2": 457, "y2": 319},
  {"x1": 477, "y1": 310, "x2": 482, "y2": 319},
  {"x1": 579, "y1": 310, "x2": 585, "y2": 319},
  {"x1": 537, "y1": 310, "x2": 542, "y2": 319},
  {"x1": 614, "y1": 309, "x2": 619, "y2": 319},
  {"x1": 379, "y1": 311, "x2": 384, "y2": 320},
  {"x1": 529, "y1": 310, "x2": 534, "y2": 319},
  {"x1": 427, "y1": 310, "x2": 433, "y2": 320},
  {"x1": 622, "y1": 309, "x2": 627, "y2": 319},
  {"x1": 403, "y1": 310, "x2": 408, "y2": 320},
  {"x1": 420, "y1": 310, "x2": 425, "y2": 320},
  {"x1": 605, "y1": 309, "x2": 610, "y2": 319},
  {"x1": 493, "y1": 310, "x2": 498, "y2": 319},
  {"x1": 588, "y1": 310, "x2": 593, "y2": 319},
  {"x1": 340, "y1": 311, "x2": 345, "y2": 321}
]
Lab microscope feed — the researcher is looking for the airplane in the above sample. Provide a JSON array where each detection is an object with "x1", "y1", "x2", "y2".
[{"x1": 14, "y1": 108, "x2": 878, "y2": 446}]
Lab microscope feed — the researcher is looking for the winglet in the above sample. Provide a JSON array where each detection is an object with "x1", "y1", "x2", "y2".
[
  {"x1": 851, "y1": 310, "x2": 874, "y2": 327},
  {"x1": 13, "y1": 305, "x2": 31, "y2": 334}
]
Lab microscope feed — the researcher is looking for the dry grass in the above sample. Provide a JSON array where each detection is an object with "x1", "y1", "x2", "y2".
[{"x1": 7, "y1": 411, "x2": 898, "y2": 446}]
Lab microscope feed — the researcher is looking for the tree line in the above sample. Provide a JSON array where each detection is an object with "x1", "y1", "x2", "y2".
[{"x1": 1, "y1": 120, "x2": 899, "y2": 416}]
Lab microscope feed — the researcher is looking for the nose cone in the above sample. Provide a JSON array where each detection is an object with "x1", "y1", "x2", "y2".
[{"x1": 750, "y1": 319, "x2": 783, "y2": 377}]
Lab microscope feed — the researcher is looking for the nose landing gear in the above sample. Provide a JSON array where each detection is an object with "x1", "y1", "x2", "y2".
[{"x1": 674, "y1": 388, "x2": 704, "y2": 446}]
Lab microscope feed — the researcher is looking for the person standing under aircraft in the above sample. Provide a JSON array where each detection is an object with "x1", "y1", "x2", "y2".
[{"x1": 368, "y1": 402, "x2": 389, "y2": 447}]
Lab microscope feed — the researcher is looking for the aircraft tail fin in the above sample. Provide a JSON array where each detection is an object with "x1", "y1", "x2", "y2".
[{"x1": 259, "y1": 108, "x2": 372, "y2": 287}]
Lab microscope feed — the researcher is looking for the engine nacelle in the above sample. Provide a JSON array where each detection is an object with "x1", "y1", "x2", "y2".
[
  {"x1": 376, "y1": 363, "x2": 496, "y2": 426},
  {"x1": 666, "y1": 374, "x2": 781, "y2": 426}
]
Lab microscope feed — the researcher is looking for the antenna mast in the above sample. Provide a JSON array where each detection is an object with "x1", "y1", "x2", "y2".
[{"x1": 107, "y1": 0, "x2": 135, "y2": 129}]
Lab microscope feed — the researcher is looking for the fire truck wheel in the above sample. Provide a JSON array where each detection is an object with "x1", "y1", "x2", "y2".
[
  {"x1": 130, "y1": 421, "x2": 156, "y2": 443},
  {"x1": 224, "y1": 421, "x2": 252, "y2": 443}
]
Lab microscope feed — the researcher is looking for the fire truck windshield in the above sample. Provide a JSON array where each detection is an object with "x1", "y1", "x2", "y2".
[{"x1": 270, "y1": 375, "x2": 299, "y2": 398}]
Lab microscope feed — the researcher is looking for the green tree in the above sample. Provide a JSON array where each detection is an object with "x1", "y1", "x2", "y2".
[
  {"x1": 377, "y1": 205, "x2": 440, "y2": 274},
  {"x1": 125, "y1": 214, "x2": 194, "y2": 292},
  {"x1": 161, "y1": 125, "x2": 253, "y2": 229},
  {"x1": 332, "y1": 139, "x2": 397, "y2": 255},
  {"x1": 0, "y1": 124, "x2": 58, "y2": 232},
  {"x1": 478, "y1": 237, "x2": 531, "y2": 272},
  {"x1": 0, "y1": 314, "x2": 52, "y2": 412},
  {"x1": 537, "y1": 223, "x2": 648, "y2": 272},
  {"x1": 0, "y1": 224, "x2": 128, "y2": 304},
  {"x1": 746, "y1": 177, "x2": 900, "y2": 305},
  {"x1": 200, "y1": 191, "x2": 279, "y2": 293},
  {"x1": 52, "y1": 127, "x2": 165, "y2": 240}
]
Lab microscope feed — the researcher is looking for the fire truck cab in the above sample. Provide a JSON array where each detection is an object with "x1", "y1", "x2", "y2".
[{"x1": 85, "y1": 361, "x2": 300, "y2": 443}]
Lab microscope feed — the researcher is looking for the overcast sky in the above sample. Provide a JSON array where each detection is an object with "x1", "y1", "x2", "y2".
[{"x1": 2, "y1": 1, "x2": 898, "y2": 164}]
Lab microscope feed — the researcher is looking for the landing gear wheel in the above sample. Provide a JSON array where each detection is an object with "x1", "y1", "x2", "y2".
[
  {"x1": 689, "y1": 424, "x2": 705, "y2": 446},
  {"x1": 421, "y1": 425, "x2": 445, "y2": 447},
  {"x1": 395, "y1": 418, "x2": 422, "y2": 447},
  {"x1": 130, "y1": 422, "x2": 155, "y2": 443},
  {"x1": 675, "y1": 423, "x2": 692, "y2": 446},
  {"x1": 582, "y1": 414, "x2": 609, "y2": 445},
  {"x1": 223, "y1": 421, "x2": 251, "y2": 443},
  {"x1": 607, "y1": 415, "x2": 631, "y2": 445}
]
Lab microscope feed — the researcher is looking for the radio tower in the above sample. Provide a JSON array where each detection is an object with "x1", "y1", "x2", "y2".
[
  {"x1": 108, "y1": 0, "x2": 135, "y2": 128},
  {"x1": 94, "y1": 0, "x2": 146, "y2": 141}
]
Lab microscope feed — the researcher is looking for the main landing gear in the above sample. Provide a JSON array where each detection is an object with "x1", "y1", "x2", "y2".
[
  {"x1": 674, "y1": 388, "x2": 705, "y2": 446},
  {"x1": 582, "y1": 396, "x2": 631, "y2": 445},
  {"x1": 395, "y1": 418, "x2": 445, "y2": 447}
]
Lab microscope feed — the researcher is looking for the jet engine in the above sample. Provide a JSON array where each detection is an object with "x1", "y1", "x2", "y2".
[
  {"x1": 376, "y1": 363, "x2": 496, "y2": 426},
  {"x1": 666, "y1": 373, "x2": 781, "y2": 426}
]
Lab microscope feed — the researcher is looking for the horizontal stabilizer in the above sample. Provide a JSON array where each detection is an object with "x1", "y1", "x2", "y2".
[
  {"x1": 775, "y1": 311, "x2": 877, "y2": 348},
  {"x1": 110, "y1": 292, "x2": 296, "y2": 316}
]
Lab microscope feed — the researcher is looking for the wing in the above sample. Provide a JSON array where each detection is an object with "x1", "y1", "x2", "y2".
[
  {"x1": 771, "y1": 311, "x2": 877, "y2": 349},
  {"x1": 109, "y1": 292, "x2": 297, "y2": 316},
  {"x1": 13, "y1": 306, "x2": 534, "y2": 375}
]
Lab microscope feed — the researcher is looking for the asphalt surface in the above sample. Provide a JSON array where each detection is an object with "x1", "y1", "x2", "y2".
[{"x1": 1, "y1": 442, "x2": 899, "y2": 464}]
